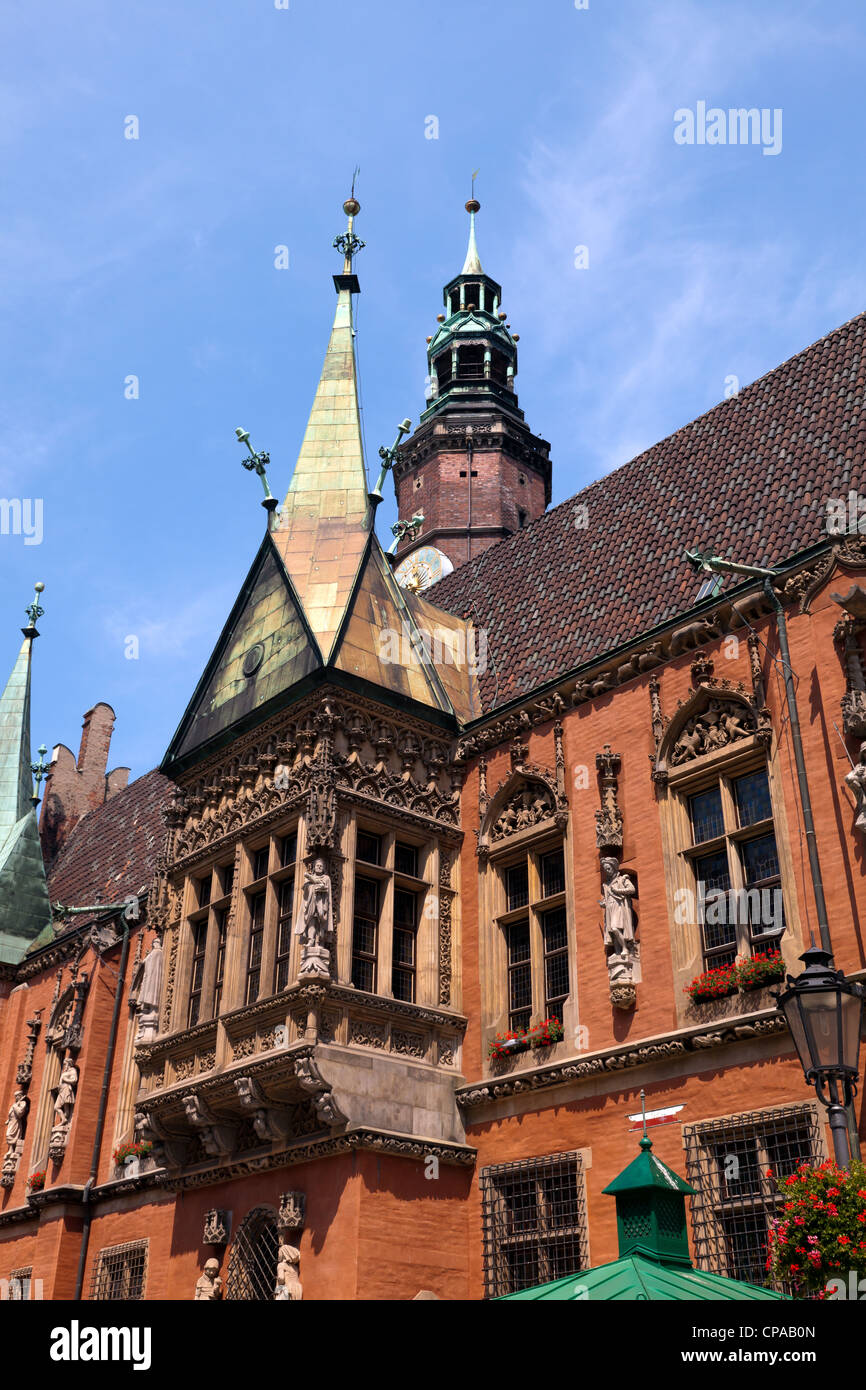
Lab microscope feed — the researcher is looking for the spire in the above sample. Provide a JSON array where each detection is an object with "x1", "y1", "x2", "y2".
[
  {"x1": 278, "y1": 194, "x2": 368, "y2": 526},
  {"x1": 0, "y1": 584, "x2": 51, "y2": 963},
  {"x1": 461, "y1": 196, "x2": 483, "y2": 275}
]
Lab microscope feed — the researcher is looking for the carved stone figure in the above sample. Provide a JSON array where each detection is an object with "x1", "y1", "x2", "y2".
[
  {"x1": 54, "y1": 1058, "x2": 78, "y2": 1125},
  {"x1": 278, "y1": 1191, "x2": 306, "y2": 1233},
  {"x1": 5, "y1": 1091, "x2": 28, "y2": 1149},
  {"x1": 599, "y1": 857, "x2": 638, "y2": 990},
  {"x1": 131, "y1": 936, "x2": 164, "y2": 1041},
  {"x1": 274, "y1": 1242, "x2": 302, "y2": 1300},
  {"x1": 845, "y1": 741, "x2": 866, "y2": 835},
  {"x1": 295, "y1": 858, "x2": 333, "y2": 977},
  {"x1": 195, "y1": 1257, "x2": 223, "y2": 1300}
]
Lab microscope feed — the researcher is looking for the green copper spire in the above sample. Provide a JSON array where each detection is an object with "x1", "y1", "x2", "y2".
[
  {"x1": 0, "y1": 584, "x2": 51, "y2": 963},
  {"x1": 278, "y1": 195, "x2": 368, "y2": 525}
]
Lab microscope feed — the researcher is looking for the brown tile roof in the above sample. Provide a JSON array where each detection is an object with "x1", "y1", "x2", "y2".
[
  {"x1": 430, "y1": 309, "x2": 866, "y2": 712},
  {"x1": 46, "y1": 768, "x2": 173, "y2": 911}
]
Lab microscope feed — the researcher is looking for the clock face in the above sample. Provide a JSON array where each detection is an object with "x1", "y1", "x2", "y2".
[{"x1": 393, "y1": 544, "x2": 454, "y2": 593}]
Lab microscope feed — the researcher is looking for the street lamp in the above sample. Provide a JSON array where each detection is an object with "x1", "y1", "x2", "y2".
[{"x1": 776, "y1": 946, "x2": 864, "y2": 1166}]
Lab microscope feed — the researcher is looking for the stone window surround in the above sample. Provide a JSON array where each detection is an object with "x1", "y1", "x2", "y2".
[
  {"x1": 479, "y1": 819, "x2": 578, "y2": 1073},
  {"x1": 659, "y1": 734, "x2": 804, "y2": 1026},
  {"x1": 347, "y1": 812, "x2": 437, "y2": 1009}
]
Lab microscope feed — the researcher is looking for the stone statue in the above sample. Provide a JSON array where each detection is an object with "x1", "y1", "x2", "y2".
[
  {"x1": 274, "y1": 1242, "x2": 302, "y2": 1301},
  {"x1": 845, "y1": 741, "x2": 866, "y2": 834},
  {"x1": 132, "y1": 936, "x2": 164, "y2": 1041},
  {"x1": 599, "y1": 857, "x2": 638, "y2": 985},
  {"x1": 54, "y1": 1058, "x2": 78, "y2": 1125},
  {"x1": 5, "y1": 1091, "x2": 28, "y2": 1149},
  {"x1": 194, "y1": 1258, "x2": 223, "y2": 1300},
  {"x1": 295, "y1": 858, "x2": 333, "y2": 977}
]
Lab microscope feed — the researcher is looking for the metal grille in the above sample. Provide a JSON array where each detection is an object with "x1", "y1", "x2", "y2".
[
  {"x1": 481, "y1": 1150, "x2": 588, "y2": 1298},
  {"x1": 90, "y1": 1240, "x2": 148, "y2": 1300},
  {"x1": 224, "y1": 1206, "x2": 280, "y2": 1301},
  {"x1": 9, "y1": 1267, "x2": 32, "y2": 1300},
  {"x1": 683, "y1": 1103, "x2": 824, "y2": 1292}
]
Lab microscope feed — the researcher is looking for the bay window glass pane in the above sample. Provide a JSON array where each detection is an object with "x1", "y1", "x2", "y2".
[
  {"x1": 733, "y1": 769, "x2": 772, "y2": 827},
  {"x1": 690, "y1": 786, "x2": 724, "y2": 844}
]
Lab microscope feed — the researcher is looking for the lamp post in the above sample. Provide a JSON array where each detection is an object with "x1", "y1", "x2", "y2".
[{"x1": 775, "y1": 947, "x2": 864, "y2": 1167}]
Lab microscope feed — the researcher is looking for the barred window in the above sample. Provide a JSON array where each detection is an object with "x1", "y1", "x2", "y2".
[
  {"x1": 225, "y1": 1206, "x2": 279, "y2": 1301},
  {"x1": 481, "y1": 1151, "x2": 588, "y2": 1297},
  {"x1": 683, "y1": 1103, "x2": 824, "y2": 1290},
  {"x1": 8, "y1": 1267, "x2": 32, "y2": 1300},
  {"x1": 90, "y1": 1240, "x2": 148, "y2": 1301}
]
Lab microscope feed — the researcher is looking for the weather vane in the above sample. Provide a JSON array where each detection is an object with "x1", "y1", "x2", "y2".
[
  {"x1": 370, "y1": 419, "x2": 412, "y2": 501},
  {"x1": 22, "y1": 581, "x2": 45, "y2": 640},
  {"x1": 235, "y1": 429, "x2": 278, "y2": 513},
  {"x1": 333, "y1": 169, "x2": 365, "y2": 269},
  {"x1": 31, "y1": 745, "x2": 48, "y2": 806}
]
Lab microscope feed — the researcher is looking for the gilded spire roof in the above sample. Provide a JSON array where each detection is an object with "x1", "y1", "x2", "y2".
[
  {"x1": 163, "y1": 197, "x2": 482, "y2": 772},
  {"x1": 461, "y1": 196, "x2": 484, "y2": 275}
]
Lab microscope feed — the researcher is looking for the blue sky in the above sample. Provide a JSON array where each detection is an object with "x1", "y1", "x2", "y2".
[{"x1": 2, "y1": 0, "x2": 865, "y2": 780}]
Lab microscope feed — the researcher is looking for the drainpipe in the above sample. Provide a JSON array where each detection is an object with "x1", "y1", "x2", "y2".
[
  {"x1": 684, "y1": 551, "x2": 832, "y2": 955},
  {"x1": 73, "y1": 907, "x2": 132, "y2": 1300}
]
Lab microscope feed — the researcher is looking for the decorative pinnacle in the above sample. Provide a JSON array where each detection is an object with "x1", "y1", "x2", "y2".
[
  {"x1": 235, "y1": 428, "x2": 278, "y2": 513},
  {"x1": 333, "y1": 176, "x2": 365, "y2": 273},
  {"x1": 388, "y1": 511, "x2": 424, "y2": 556},
  {"x1": 370, "y1": 419, "x2": 412, "y2": 503},
  {"x1": 22, "y1": 581, "x2": 45, "y2": 640},
  {"x1": 639, "y1": 1087, "x2": 652, "y2": 1149},
  {"x1": 30, "y1": 744, "x2": 48, "y2": 806}
]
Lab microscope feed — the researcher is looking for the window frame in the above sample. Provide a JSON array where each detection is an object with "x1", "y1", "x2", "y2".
[{"x1": 494, "y1": 837, "x2": 569, "y2": 1033}]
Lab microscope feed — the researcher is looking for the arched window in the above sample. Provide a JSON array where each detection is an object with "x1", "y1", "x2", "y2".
[{"x1": 224, "y1": 1206, "x2": 280, "y2": 1301}]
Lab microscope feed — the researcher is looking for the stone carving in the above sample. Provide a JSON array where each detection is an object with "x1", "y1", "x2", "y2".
[
  {"x1": 1, "y1": 1091, "x2": 29, "y2": 1187},
  {"x1": 131, "y1": 936, "x2": 164, "y2": 1042},
  {"x1": 233, "y1": 1075, "x2": 291, "y2": 1143},
  {"x1": 833, "y1": 611, "x2": 866, "y2": 737},
  {"x1": 349, "y1": 1017, "x2": 388, "y2": 1049},
  {"x1": 294, "y1": 1051, "x2": 347, "y2": 1129},
  {"x1": 599, "y1": 857, "x2": 639, "y2": 999},
  {"x1": 438, "y1": 852, "x2": 455, "y2": 1006},
  {"x1": 48, "y1": 1056, "x2": 79, "y2": 1160},
  {"x1": 16, "y1": 1014, "x2": 42, "y2": 1087},
  {"x1": 203, "y1": 1209, "x2": 231, "y2": 1245},
  {"x1": 278, "y1": 1190, "x2": 306, "y2": 1232},
  {"x1": 274, "y1": 1242, "x2": 302, "y2": 1300},
  {"x1": 491, "y1": 784, "x2": 555, "y2": 841},
  {"x1": 595, "y1": 744, "x2": 623, "y2": 850},
  {"x1": 64, "y1": 973, "x2": 90, "y2": 1053},
  {"x1": 182, "y1": 1093, "x2": 237, "y2": 1158},
  {"x1": 845, "y1": 740, "x2": 866, "y2": 835},
  {"x1": 391, "y1": 1029, "x2": 425, "y2": 1058},
  {"x1": 669, "y1": 613, "x2": 721, "y2": 656},
  {"x1": 195, "y1": 1257, "x2": 223, "y2": 1300},
  {"x1": 295, "y1": 857, "x2": 333, "y2": 978},
  {"x1": 670, "y1": 698, "x2": 757, "y2": 765}
]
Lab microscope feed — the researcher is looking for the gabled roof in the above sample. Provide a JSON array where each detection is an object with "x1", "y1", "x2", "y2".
[
  {"x1": 496, "y1": 1256, "x2": 786, "y2": 1301},
  {"x1": 431, "y1": 308, "x2": 866, "y2": 711}
]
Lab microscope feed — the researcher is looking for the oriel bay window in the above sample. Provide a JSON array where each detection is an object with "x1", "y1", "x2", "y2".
[
  {"x1": 497, "y1": 842, "x2": 569, "y2": 1033},
  {"x1": 180, "y1": 828, "x2": 300, "y2": 1026},
  {"x1": 350, "y1": 826, "x2": 430, "y2": 1003},
  {"x1": 683, "y1": 764, "x2": 785, "y2": 970}
]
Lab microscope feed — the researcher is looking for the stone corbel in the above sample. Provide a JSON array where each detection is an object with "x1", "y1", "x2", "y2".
[
  {"x1": 293, "y1": 1051, "x2": 347, "y2": 1130},
  {"x1": 233, "y1": 1076, "x2": 292, "y2": 1144},
  {"x1": 135, "y1": 1108, "x2": 187, "y2": 1168},
  {"x1": 278, "y1": 1190, "x2": 306, "y2": 1233},
  {"x1": 16, "y1": 1013, "x2": 42, "y2": 1087},
  {"x1": 181, "y1": 1094, "x2": 237, "y2": 1158}
]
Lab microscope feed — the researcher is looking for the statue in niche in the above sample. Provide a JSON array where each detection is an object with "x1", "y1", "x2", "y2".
[
  {"x1": 5, "y1": 1091, "x2": 29, "y2": 1150},
  {"x1": 845, "y1": 740, "x2": 866, "y2": 835},
  {"x1": 54, "y1": 1057, "x2": 78, "y2": 1125},
  {"x1": 295, "y1": 858, "x2": 333, "y2": 977},
  {"x1": 131, "y1": 936, "x2": 164, "y2": 1041},
  {"x1": 599, "y1": 857, "x2": 638, "y2": 985},
  {"x1": 274, "y1": 1242, "x2": 303, "y2": 1301},
  {"x1": 194, "y1": 1258, "x2": 223, "y2": 1300}
]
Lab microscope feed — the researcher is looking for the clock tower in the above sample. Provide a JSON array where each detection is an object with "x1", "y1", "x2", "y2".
[{"x1": 392, "y1": 198, "x2": 551, "y2": 581}]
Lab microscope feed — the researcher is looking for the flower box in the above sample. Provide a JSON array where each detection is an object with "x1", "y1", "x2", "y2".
[
  {"x1": 686, "y1": 952, "x2": 786, "y2": 1004},
  {"x1": 488, "y1": 1018, "x2": 564, "y2": 1059},
  {"x1": 527, "y1": 1018, "x2": 564, "y2": 1048},
  {"x1": 27, "y1": 1171, "x2": 46, "y2": 1194},
  {"x1": 112, "y1": 1140, "x2": 152, "y2": 1168},
  {"x1": 488, "y1": 1031, "x2": 528, "y2": 1060}
]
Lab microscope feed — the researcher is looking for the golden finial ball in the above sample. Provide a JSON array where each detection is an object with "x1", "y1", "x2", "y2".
[
  {"x1": 465, "y1": 198, "x2": 480, "y2": 214},
  {"x1": 437, "y1": 314, "x2": 445, "y2": 322},
  {"x1": 34, "y1": 582, "x2": 45, "y2": 593},
  {"x1": 512, "y1": 334, "x2": 520, "y2": 341},
  {"x1": 343, "y1": 197, "x2": 361, "y2": 217},
  {"x1": 426, "y1": 336, "x2": 433, "y2": 343}
]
